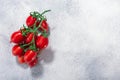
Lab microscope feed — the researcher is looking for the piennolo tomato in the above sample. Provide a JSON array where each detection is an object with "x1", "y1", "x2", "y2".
[
  {"x1": 25, "y1": 33, "x2": 34, "y2": 44},
  {"x1": 36, "y1": 35, "x2": 48, "y2": 49},
  {"x1": 26, "y1": 15, "x2": 37, "y2": 27},
  {"x1": 38, "y1": 20, "x2": 49, "y2": 32},
  {"x1": 10, "y1": 10, "x2": 51, "y2": 68},
  {"x1": 12, "y1": 45, "x2": 24, "y2": 56},
  {"x1": 24, "y1": 50, "x2": 37, "y2": 63},
  {"x1": 28, "y1": 58, "x2": 38, "y2": 67},
  {"x1": 11, "y1": 31, "x2": 25, "y2": 43}
]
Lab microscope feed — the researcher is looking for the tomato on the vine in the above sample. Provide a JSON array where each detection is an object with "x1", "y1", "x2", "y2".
[
  {"x1": 24, "y1": 50, "x2": 37, "y2": 63},
  {"x1": 11, "y1": 31, "x2": 25, "y2": 43},
  {"x1": 26, "y1": 16, "x2": 37, "y2": 27},
  {"x1": 36, "y1": 35, "x2": 48, "y2": 49},
  {"x1": 11, "y1": 10, "x2": 51, "y2": 67},
  {"x1": 12, "y1": 45, "x2": 24, "y2": 56}
]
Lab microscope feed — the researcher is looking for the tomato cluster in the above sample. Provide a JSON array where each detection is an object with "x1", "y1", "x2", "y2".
[{"x1": 10, "y1": 10, "x2": 50, "y2": 67}]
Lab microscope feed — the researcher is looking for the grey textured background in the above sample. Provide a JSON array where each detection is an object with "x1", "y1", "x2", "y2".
[{"x1": 0, "y1": 0, "x2": 120, "y2": 80}]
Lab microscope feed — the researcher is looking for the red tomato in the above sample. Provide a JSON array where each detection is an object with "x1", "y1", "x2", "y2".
[
  {"x1": 38, "y1": 20, "x2": 49, "y2": 32},
  {"x1": 41, "y1": 20, "x2": 49, "y2": 31},
  {"x1": 24, "y1": 50, "x2": 37, "y2": 63},
  {"x1": 12, "y1": 45, "x2": 24, "y2": 56},
  {"x1": 26, "y1": 16, "x2": 37, "y2": 27},
  {"x1": 28, "y1": 58, "x2": 38, "y2": 67},
  {"x1": 25, "y1": 33, "x2": 34, "y2": 43},
  {"x1": 18, "y1": 56, "x2": 25, "y2": 64},
  {"x1": 11, "y1": 31, "x2": 25, "y2": 43},
  {"x1": 36, "y1": 35, "x2": 48, "y2": 49}
]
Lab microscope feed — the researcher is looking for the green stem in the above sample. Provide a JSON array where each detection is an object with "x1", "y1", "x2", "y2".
[
  {"x1": 33, "y1": 20, "x2": 38, "y2": 29},
  {"x1": 29, "y1": 34, "x2": 37, "y2": 51},
  {"x1": 41, "y1": 10, "x2": 51, "y2": 15},
  {"x1": 32, "y1": 34, "x2": 37, "y2": 50},
  {"x1": 22, "y1": 42, "x2": 31, "y2": 47}
]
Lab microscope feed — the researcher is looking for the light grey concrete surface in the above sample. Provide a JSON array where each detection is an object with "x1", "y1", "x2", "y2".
[{"x1": 0, "y1": 0, "x2": 120, "y2": 80}]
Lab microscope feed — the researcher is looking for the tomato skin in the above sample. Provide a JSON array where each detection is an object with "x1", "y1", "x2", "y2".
[
  {"x1": 18, "y1": 56, "x2": 25, "y2": 64},
  {"x1": 11, "y1": 31, "x2": 24, "y2": 43},
  {"x1": 24, "y1": 50, "x2": 37, "y2": 63},
  {"x1": 25, "y1": 33, "x2": 34, "y2": 43},
  {"x1": 36, "y1": 35, "x2": 48, "y2": 49},
  {"x1": 28, "y1": 58, "x2": 38, "y2": 67},
  {"x1": 26, "y1": 16, "x2": 37, "y2": 27},
  {"x1": 12, "y1": 45, "x2": 24, "y2": 56}
]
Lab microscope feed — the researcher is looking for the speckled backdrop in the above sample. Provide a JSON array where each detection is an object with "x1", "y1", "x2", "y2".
[{"x1": 0, "y1": 0, "x2": 120, "y2": 80}]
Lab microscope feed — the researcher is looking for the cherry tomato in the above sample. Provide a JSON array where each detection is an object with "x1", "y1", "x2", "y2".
[
  {"x1": 36, "y1": 35, "x2": 48, "y2": 49},
  {"x1": 12, "y1": 45, "x2": 24, "y2": 56},
  {"x1": 25, "y1": 33, "x2": 34, "y2": 43},
  {"x1": 41, "y1": 20, "x2": 49, "y2": 31},
  {"x1": 17, "y1": 56, "x2": 25, "y2": 64},
  {"x1": 38, "y1": 20, "x2": 49, "y2": 32},
  {"x1": 24, "y1": 50, "x2": 37, "y2": 63},
  {"x1": 11, "y1": 31, "x2": 25, "y2": 43},
  {"x1": 28, "y1": 58, "x2": 38, "y2": 67},
  {"x1": 26, "y1": 15, "x2": 37, "y2": 27}
]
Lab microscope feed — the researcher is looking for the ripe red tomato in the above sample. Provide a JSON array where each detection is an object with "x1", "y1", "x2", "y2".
[
  {"x1": 28, "y1": 58, "x2": 38, "y2": 67},
  {"x1": 26, "y1": 16, "x2": 37, "y2": 27},
  {"x1": 17, "y1": 56, "x2": 25, "y2": 64},
  {"x1": 25, "y1": 33, "x2": 34, "y2": 43},
  {"x1": 11, "y1": 31, "x2": 25, "y2": 43},
  {"x1": 24, "y1": 50, "x2": 37, "y2": 63},
  {"x1": 36, "y1": 35, "x2": 48, "y2": 49},
  {"x1": 12, "y1": 45, "x2": 24, "y2": 56},
  {"x1": 41, "y1": 20, "x2": 49, "y2": 31},
  {"x1": 38, "y1": 20, "x2": 49, "y2": 32}
]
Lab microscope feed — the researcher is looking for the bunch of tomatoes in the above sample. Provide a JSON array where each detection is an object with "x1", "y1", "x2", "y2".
[{"x1": 10, "y1": 10, "x2": 51, "y2": 67}]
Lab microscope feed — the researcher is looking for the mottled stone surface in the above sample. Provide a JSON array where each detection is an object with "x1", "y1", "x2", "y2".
[{"x1": 0, "y1": 0, "x2": 120, "y2": 80}]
